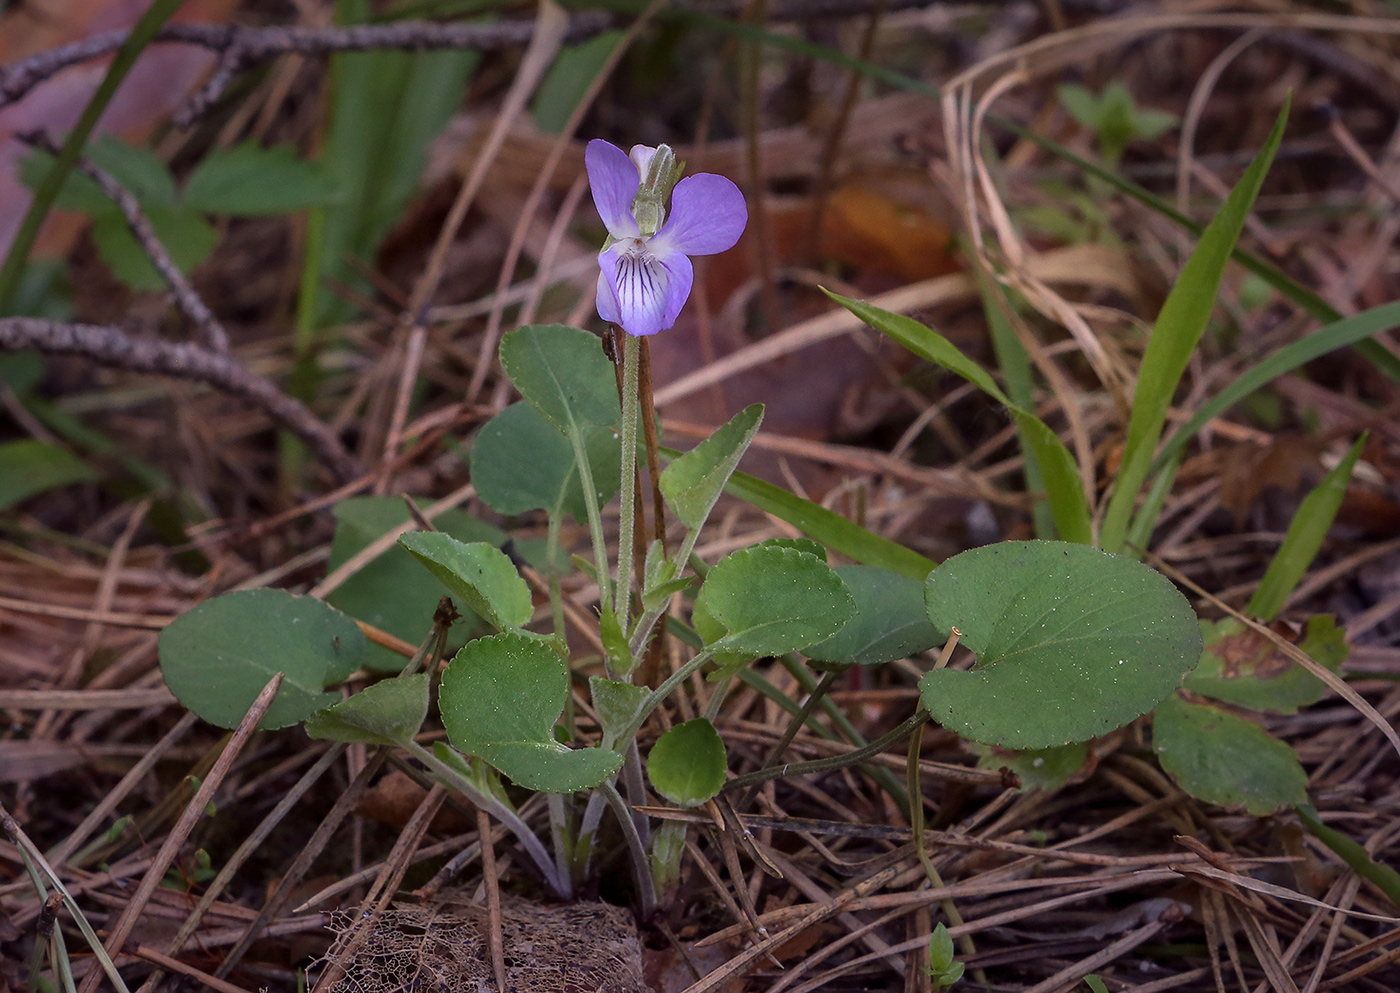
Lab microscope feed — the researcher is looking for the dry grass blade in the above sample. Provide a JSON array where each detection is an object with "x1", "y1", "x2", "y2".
[
  {"x1": 1022, "y1": 916, "x2": 1175, "y2": 993},
  {"x1": 75, "y1": 673, "x2": 285, "y2": 993},
  {"x1": 1177, "y1": 864, "x2": 1399, "y2": 925}
]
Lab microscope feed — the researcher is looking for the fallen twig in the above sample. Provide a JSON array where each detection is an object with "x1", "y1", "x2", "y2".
[
  {"x1": 0, "y1": 317, "x2": 361, "y2": 482},
  {"x1": 17, "y1": 129, "x2": 230, "y2": 354}
]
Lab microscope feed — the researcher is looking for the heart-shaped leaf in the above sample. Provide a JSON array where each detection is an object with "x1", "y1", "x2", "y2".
[
  {"x1": 398, "y1": 532, "x2": 532, "y2": 630},
  {"x1": 660, "y1": 404, "x2": 762, "y2": 530},
  {"x1": 304, "y1": 673, "x2": 429, "y2": 746},
  {"x1": 499, "y1": 324, "x2": 620, "y2": 433},
  {"x1": 920, "y1": 540, "x2": 1202, "y2": 749},
  {"x1": 693, "y1": 546, "x2": 855, "y2": 657},
  {"x1": 440, "y1": 630, "x2": 622, "y2": 792},
  {"x1": 805, "y1": 565, "x2": 940, "y2": 669},
  {"x1": 1153, "y1": 693, "x2": 1307, "y2": 814},
  {"x1": 470, "y1": 402, "x2": 621, "y2": 522},
  {"x1": 160, "y1": 589, "x2": 366, "y2": 730},
  {"x1": 647, "y1": 718, "x2": 727, "y2": 807}
]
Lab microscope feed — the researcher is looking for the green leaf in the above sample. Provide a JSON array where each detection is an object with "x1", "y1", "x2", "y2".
[
  {"x1": 589, "y1": 676, "x2": 649, "y2": 749},
  {"x1": 159, "y1": 589, "x2": 367, "y2": 730},
  {"x1": 723, "y1": 469, "x2": 936, "y2": 580},
  {"x1": 1056, "y1": 83, "x2": 1102, "y2": 130},
  {"x1": 597, "y1": 606, "x2": 633, "y2": 676},
  {"x1": 18, "y1": 152, "x2": 113, "y2": 214},
  {"x1": 1153, "y1": 693, "x2": 1307, "y2": 815},
  {"x1": 398, "y1": 532, "x2": 532, "y2": 630},
  {"x1": 804, "y1": 565, "x2": 941, "y2": 668},
  {"x1": 1186, "y1": 615, "x2": 1347, "y2": 715},
  {"x1": 0, "y1": 439, "x2": 97, "y2": 511},
  {"x1": 977, "y1": 265, "x2": 1054, "y2": 539},
  {"x1": 1084, "y1": 977, "x2": 1110, "y2": 993},
  {"x1": 660, "y1": 404, "x2": 763, "y2": 530},
  {"x1": 86, "y1": 135, "x2": 178, "y2": 207},
  {"x1": 927, "y1": 922, "x2": 955, "y2": 972},
  {"x1": 90, "y1": 206, "x2": 216, "y2": 291},
  {"x1": 304, "y1": 672, "x2": 429, "y2": 745},
  {"x1": 1101, "y1": 100, "x2": 1290, "y2": 552},
  {"x1": 310, "y1": 24, "x2": 478, "y2": 325},
  {"x1": 973, "y1": 740, "x2": 1090, "y2": 792},
  {"x1": 469, "y1": 402, "x2": 620, "y2": 522},
  {"x1": 499, "y1": 324, "x2": 620, "y2": 434},
  {"x1": 325, "y1": 497, "x2": 503, "y2": 672},
  {"x1": 920, "y1": 540, "x2": 1202, "y2": 749},
  {"x1": 532, "y1": 30, "x2": 625, "y2": 133},
  {"x1": 1296, "y1": 804, "x2": 1400, "y2": 909},
  {"x1": 647, "y1": 718, "x2": 727, "y2": 807},
  {"x1": 759, "y1": 537, "x2": 827, "y2": 561},
  {"x1": 693, "y1": 545, "x2": 855, "y2": 656},
  {"x1": 182, "y1": 142, "x2": 342, "y2": 215},
  {"x1": 1248, "y1": 434, "x2": 1365, "y2": 621},
  {"x1": 440, "y1": 630, "x2": 622, "y2": 792},
  {"x1": 1151, "y1": 302, "x2": 1400, "y2": 478},
  {"x1": 825, "y1": 290, "x2": 1091, "y2": 545}
]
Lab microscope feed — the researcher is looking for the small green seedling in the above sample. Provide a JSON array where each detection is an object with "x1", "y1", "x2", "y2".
[
  {"x1": 1057, "y1": 81, "x2": 1178, "y2": 169},
  {"x1": 922, "y1": 923, "x2": 965, "y2": 990}
]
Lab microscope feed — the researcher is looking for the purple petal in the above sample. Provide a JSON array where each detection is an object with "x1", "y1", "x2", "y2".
[
  {"x1": 585, "y1": 139, "x2": 640, "y2": 240},
  {"x1": 653, "y1": 173, "x2": 747, "y2": 257},
  {"x1": 597, "y1": 241, "x2": 694, "y2": 337}
]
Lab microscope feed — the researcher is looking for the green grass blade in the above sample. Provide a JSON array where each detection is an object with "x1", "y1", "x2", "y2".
[
  {"x1": 1298, "y1": 803, "x2": 1400, "y2": 909},
  {"x1": 722, "y1": 470, "x2": 935, "y2": 580},
  {"x1": 596, "y1": 1, "x2": 1397, "y2": 389},
  {"x1": 1248, "y1": 433, "x2": 1365, "y2": 622},
  {"x1": 975, "y1": 268, "x2": 1055, "y2": 539},
  {"x1": 1100, "y1": 100, "x2": 1289, "y2": 553},
  {"x1": 1149, "y1": 299, "x2": 1400, "y2": 478},
  {"x1": 826, "y1": 289, "x2": 1092, "y2": 545},
  {"x1": 0, "y1": 0, "x2": 185, "y2": 313}
]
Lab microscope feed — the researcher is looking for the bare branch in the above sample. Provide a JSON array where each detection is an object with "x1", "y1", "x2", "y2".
[
  {"x1": 0, "y1": 16, "x2": 611, "y2": 120},
  {"x1": 0, "y1": 317, "x2": 362, "y2": 482},
  {"x1": 0, "y1": 0, "x2": 938, "y2": 120},
  {"x1": 18, "y1": 130, "x2": 231, "y2": 353}
]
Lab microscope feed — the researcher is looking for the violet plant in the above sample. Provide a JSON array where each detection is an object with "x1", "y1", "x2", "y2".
[{"x1": 157, "y1": 137, "x2": 1208, "y2": 915}]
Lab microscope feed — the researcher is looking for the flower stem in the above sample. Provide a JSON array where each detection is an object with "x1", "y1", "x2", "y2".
[
  {"x1": 615, "y1": 331, "x2": 642, "y2": 636},
  {"x1": 598, "y1": 779, "x2": 657, "y2": 919}
]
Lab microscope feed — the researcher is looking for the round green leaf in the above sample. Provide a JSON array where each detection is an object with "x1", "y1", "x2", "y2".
[
  {"x1": 470, "y1": 402, "x2": 620, "y2": 522},
  {"x1": 159, "y1": 589, "x2": 367, "y2": 730},
  {"x1": 647, "y1": 718, "x2": 727, "y2": 807},
  {"x1": 805, "y1": 566, "x2": 940, "y2": 669},
  {"x1": 920, "y1": 540, "x2": 1202, "y2": 749},
  {"x1": 440, "y1": 630, "x2": 622, "y2": 792},
  {"x1": 1154, "y1": 693, "x2": 1308, "y2": 814},
  {"x1": 498, "y1": 324, "x2": 620, "y2": 433},
  {"x1": 398, "y1": 532, "x2": 532, "y2": 630},
  {"x1": 693, "y1": 546, "x2": 855, "y2": 656}
]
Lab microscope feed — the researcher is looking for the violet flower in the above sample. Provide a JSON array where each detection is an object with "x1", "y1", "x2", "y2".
[{"x1": 585, "y1": 139, "x2": 747, "y2": 337}]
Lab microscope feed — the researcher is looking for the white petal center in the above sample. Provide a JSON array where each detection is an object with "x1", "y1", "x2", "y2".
[{"x1": 615, "y1": 240, "x2": 667, "y2": 322}]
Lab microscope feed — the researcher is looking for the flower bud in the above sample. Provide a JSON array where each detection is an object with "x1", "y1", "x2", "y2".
[{"x1": 629, "y1": 143, "x2": 685, "y2": 237}]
